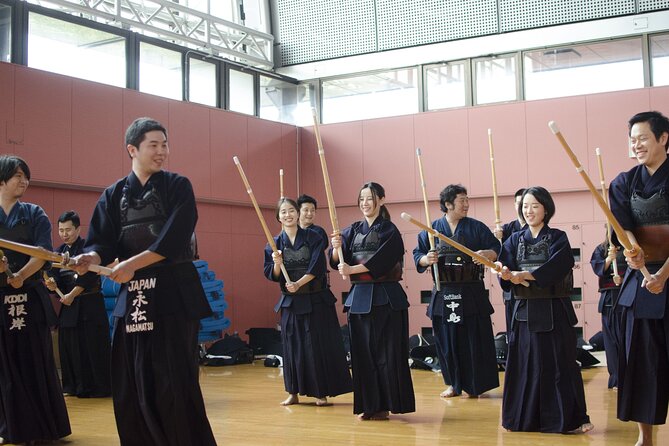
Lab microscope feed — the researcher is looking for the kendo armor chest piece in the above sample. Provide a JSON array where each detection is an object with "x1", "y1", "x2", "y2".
[
  {"x1": 434, "y1": 235, "x2": 483, "y2": 283},
  {"x1": 280, "y1": 244, "x2": 324, "y2": 294},
  {"x1": 513, "y1": 234, "x2": 573, "y2": 299},
  {"x1": 630, "y1": 189, "x2": 669, "y2": 262},
  {"x1": 118, "y1": 182, "x2": 195, "y2": 261},
  {"x1": 350, "y1": 227, "x2": 402, "y2": 283}
]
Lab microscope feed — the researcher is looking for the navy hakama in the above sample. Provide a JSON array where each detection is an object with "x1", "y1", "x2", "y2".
[
  {"x1": 609, "y1": 158, "x2": 669, "y2": 425},
  {"x1": 499, "y1": 226, "x2": 590, "y2": 433},
  {"x1": 334, "y1": 217, "x2": 415, "y2": 415},
  {"x1": 265, "y1": 227, "x2": 352, "y2": 399},
  {"x1": 348, "y1": 301, "x2": 414, "y2": 415},
  {"x1": 413, "y1": 216, "x2": 500, "y2": 396},
  {"x1": 502, "y1": 299, "x2": 590, "y2": 432},
  {"x1": 616, "y1": 263, "x2": 669, "y2": 425}
]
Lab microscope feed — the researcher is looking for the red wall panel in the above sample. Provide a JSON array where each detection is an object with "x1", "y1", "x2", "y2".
[
  {"x1": 71, "y1": 79, "x2": 125, "y2": 186},
  {"x1": 14, "y1": 66, "x2": 73, "y2": 182},
  {"x1": 362, "y1": 116, "x2": 416, "y2": 202},
  {"x1": 649, "y1": 86, "x2": 669, "y2": 117},
  {"x1": 468, "y1": 102, "x2": 529, "y2": 197},
  {"x1": 525, "y1": 96, "x2": 588, "y2": 191},
  {"x1": 167, "y1": 101, "x2": 212, "y2": 197},
  {"x1": 210, "y1": 110, "x2": 248, "y2": 202},
  {"x1": 300, "y1": 121, "x2": 365, "y2": 207},
  {"x1": 247, "y1": 118, "x2": 284, "y2": 204},
  {"x1": 0, "y1": 62, "x2": 16, "y2": 153},
  {"x1": 413, "y1": 109, "x2": 471, "y2": 200}
]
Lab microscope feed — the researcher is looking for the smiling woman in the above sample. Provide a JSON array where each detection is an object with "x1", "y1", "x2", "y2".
[{"x1": 263, "y1": 197, "x2": 352, "y2": 407}]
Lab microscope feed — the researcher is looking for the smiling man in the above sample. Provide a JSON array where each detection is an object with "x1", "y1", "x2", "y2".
[
  {"x1": 72, "y1": 118, "x2": 216, "y2": 445},
  {"x1": 413, "y1": 184, "x2": 500, "y2": 400},
  {"x1": 0, "y1": 155, "x2": 71, "y2": 444},
  {"x1": 609, "y1": 111, "x2": 669, "y2": 446}
]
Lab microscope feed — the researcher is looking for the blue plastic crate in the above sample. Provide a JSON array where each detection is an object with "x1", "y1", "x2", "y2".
[
  {"x1": 101, "y1": 277, "x2": 120, "y2": 297},
  {"x1": 199, "y1": 270, "x2": 216, "y2": 281},
  {"x1": 104, "y1": 297, "x2": 116, "y2": 311},
  {"x1": 202, "y1": 279, "x2": 223, "y2": 293},
  {"x1": 208, "y1": 298, "x2": 228, "y2": 312},
  {"x1": 193, "y1": 260, "x2": 209, "y2": 271},
  {"x1": 198, "y1": 330, "x2": 221, "y2": 343},
  {"x1": 200, "y1": 312, "x2": 230, "y2": 331}
]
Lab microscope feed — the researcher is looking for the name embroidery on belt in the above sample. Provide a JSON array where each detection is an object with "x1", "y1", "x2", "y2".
[
  {"x1": 125, "y1": 278, "x2": 157, "y2": 333},
  {"x1": 443, "y1": 293, "x2": 463, "y2": 324},
  {"x1": 4, "y1": 293, "x2": 28, "y2": 331}
]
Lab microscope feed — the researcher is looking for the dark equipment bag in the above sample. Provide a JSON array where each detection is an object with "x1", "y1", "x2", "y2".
[{"x1": 201, "y1": 333, "x2": 254, "y2": 366}]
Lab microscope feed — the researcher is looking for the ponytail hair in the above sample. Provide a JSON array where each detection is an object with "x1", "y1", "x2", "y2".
[
  {"x1": 379, "y1": 205, "x2": 391, "y2": 221},
  {"x1": 359, "y1": 181, "x2": 391, "y2": 221}
]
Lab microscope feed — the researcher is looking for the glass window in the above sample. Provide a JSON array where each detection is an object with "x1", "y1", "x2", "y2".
[
  {"x1": 474, "y1": 54, "x2": 518, "y2": 105},
  {"x1": 0, "y1": 5, "x2": 10, "y2": 63},
  {"x1": 189, "y1": 58, "x2": 217, "y2": 107},
  {"x1": 650, "y1": 33, "x2": 669, "y2": 87},
  {"x1": 27, "y1": 13, "x2": 125, "y2": 87},
  {"x1": 229, "y1": 68, "x2": 255, "y2": 115},
  {"x1": 239, "y1": 0, "x2": 269, "y2": 33},
  {"x1": 524, "y1": 38, "x2": 643, "y2": 100},
  {"x1": 139, "y1": 42, "x2": 183, "y2": 100},
  {"x1": 425, "y1": 61, "x2": 467, "y2": 110},
  {"x1": 260, "y1": 75, "x2": 310, "y2": 125},
  {"x1": 322, "y1": 68, "x2": 419, "y2": 124},
  {"x1": 294, "y1": 82, "x2": 316, "y2": 127}
]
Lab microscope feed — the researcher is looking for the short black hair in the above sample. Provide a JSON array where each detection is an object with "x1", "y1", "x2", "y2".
[
  {"x1": 520, "y1": 186, "x2": 555, "y2": 225},
  {"x1": 628, "y1": 111, "x2": 669, "y2": 150},
  {"x1": 58, "y1": 210, "x2": 80, "y2": 228},
  {"x1": 0, "y1": 155, "x2": 30, "y2": 183},
  {"x1": 275, "y1": 197, "x2": 299, "y2": 222},
  {"x1": 514, "y1": 188, "x2": 526, "y2": 199},
  {"x1": 125, "y1": 117, "x2": 167, "y2": 150},
  {"x1": 439, "y1": 184, "x2": 467, "y2": 213},
  {"x1": 297, "y1": 194, "x2": 317, "y2": 210}
]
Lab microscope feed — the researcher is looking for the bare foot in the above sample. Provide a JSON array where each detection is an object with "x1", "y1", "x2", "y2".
[
  {"x1": 568, "y1": 422, "x2": 594, "y2": 434},
  {"x1": 461, "y1": 391, "x2": 478, "y2": 399},
  {"x1": 635, "y1": 422, "x2": 653, "y2": 446},
  {"x1": 280, "y1": 394, "x2": 299, "y2": 406},
  {"x1": 358, "y1": 411, "x2": 389, "y2": 420},
  {"x1": 440, "y1": 386, "x2": 459, "y2": 398},
  {"x1": 315, "y1": 397, "x2": 332, "y2": 406}
]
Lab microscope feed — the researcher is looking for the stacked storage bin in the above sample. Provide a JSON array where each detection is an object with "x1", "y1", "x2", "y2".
[
  {"x1": 195, "y1": 260, "x2": 230, "y2": 342},
  {"x1": 101, "y1": 276, "x2": 120, "y2": 338},
  {"x1": 100, "y1": 260, "x2": 230, "y2": 343}
]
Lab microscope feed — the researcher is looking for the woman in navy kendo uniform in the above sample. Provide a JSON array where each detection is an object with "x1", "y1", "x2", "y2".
[
  {"x1": 497, "y1": 186, "x2": 592, "y2": 434},
  {"x1": 330, "y1": 182, "x2": 415, "y2": 421},
  {"x1": 264, "y1": 197, "x2": 352, "y2": 407}
]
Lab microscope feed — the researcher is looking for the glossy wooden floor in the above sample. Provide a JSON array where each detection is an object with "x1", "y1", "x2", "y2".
[{"x1": 44, "y1": 361, "x2": 667, "y2": 445}]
